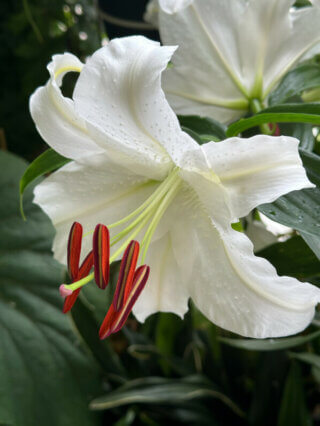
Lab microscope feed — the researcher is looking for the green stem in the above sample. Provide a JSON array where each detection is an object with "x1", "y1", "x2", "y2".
[{"x1": 250, "y1": 99, "x2": 274, "y2": 135}]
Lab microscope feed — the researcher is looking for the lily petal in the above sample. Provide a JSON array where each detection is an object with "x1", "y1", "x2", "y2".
[
  {"x1": 171, "y1": 198, "x2": 320, "y2": 338},
  {"x1": 30, "y1": 53, "x2": 103, "y2": 159},
  {"x1": 157, "y1": 0, "x2": 320, "y2": 121},
  {"x1": 73, "y1": 36, "x2": 198, "y2": 175},
  {"x1": 201, "y1": 135, "x2": 314, "y2": 220},
  {"x1": 133, "y1": 231, "x2": 189, "y2": 322},
  {"x1": 159, "y1": 0, "x2": 250, "y2": 122}
]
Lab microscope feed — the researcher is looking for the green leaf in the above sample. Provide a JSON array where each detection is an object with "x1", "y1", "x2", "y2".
[
  {"x1": 279, "y1": 123, "x2": 314, "y2": 151},
  {"x1": 220, "y1": 330, "x2": 320, "y2": 351},
  {"x1": 155, "y1": 313, "x2": 184, "y2": 375},
  {"x1": 19, "y1": 148, "x2": 70, "y2": 219},
  {"x1": 301, "y1": 232, "x2": 320, "y2": 260},
  {"x1": 278, "y1": 363, "x2": 312, "y2": 426},
  {"x1": 257, "y1": 236, "x2": 320, "y2": 279},
  {"x1": 0, "y1": 151, "x2": 101, "y2": 426},
  {"x1": 226, "y1": 103, "x2": 320, "y2": 137},
  {"x1": 269, "y1": 64, "x2": 320, "y2": 105},
  {"x1": 258, "y1": 149, "x2": 320, "y2": 258},
  {"x1": 90, "y1": 376, "x2": 244, "y2": 417},
  {"x1": 71, "y1": 292, "x2": 125, "y2": 377},
  {"x1": 299, "y1": 149, "x2": 320, "y2": 186},
  {"x1": 289, "y1": 352, "x2": 320, "y2": 369},
  {"x1": 178, "y1": 115, "x2": 227, "y2": 142}
]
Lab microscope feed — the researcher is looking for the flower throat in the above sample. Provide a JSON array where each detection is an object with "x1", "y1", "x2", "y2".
[{"x1": 63, "y1": 167, "x2": 182, "y2": 294}]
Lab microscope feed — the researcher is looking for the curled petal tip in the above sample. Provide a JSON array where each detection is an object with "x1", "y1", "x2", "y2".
[
  {"x1": 93, "y1": 224, "x2": 110, "y2": 289},
  {"x1": 59, "y1": 284, "x2": 73, "y2": 298}
]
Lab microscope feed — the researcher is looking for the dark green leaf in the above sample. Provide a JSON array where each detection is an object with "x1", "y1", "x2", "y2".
[
  {"x1": 269, "y1": 64, "x2": 320, "y2": 105},
  {"x1": 71, "y1": 291, "x2": 125, "y2": 377},
  {"x1": 257, "y1": 236, "x2": 320, "y2": 279},
  {"x1": 301, "y1": 232, "x2": 320, "y2": 260},
  {"x1": 155, "y1": 313, "x2": 184, "y2": 375},
  {"x1": 90, "y1": 375, "x2": 244, "y2": 417},
  {"x1": 220, "y1": 330, "x2": 320, "y2": 351},
  {"x1": 278, "y1": 363, "x2": 312, "y2": 426},
  {"x1": 258, "y1": 149, "x2": 320, "y2": 258},
  {"x1": 19, "y1": 148, "x2": 70, "y2": 218},
  {"x1": 262, "y1": 103, "x2": 320, "y2": 115},
  {"x1": 0, "y1": 151, "x2": 101, "y2": 426},
  {"x1": 178, "y1": 115, "x2": 227, "y2": 142},
  {"x1": 279, "y1": 123, "x2": 314, "y2": 151},
  {"x1": 299, "y1": 149, "x2": 320, "y2": 186},
  {"x1": 226, "y1": 103, "x2": 320, "y2": 137},
  {"x1": 289, "y1": 352, "x2": 320, "y2": 369}
]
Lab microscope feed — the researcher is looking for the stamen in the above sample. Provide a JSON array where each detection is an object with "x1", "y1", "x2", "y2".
[
  {"x1": 63, "y1": 250, "x2": 94, "y2": 313},
  {"x1": 93, "y1": 224, "x2": 110, "y2": 289},
  {"x1": 67, "y1": 222, "x2": 83, "y2": 281},
  {"x1": 112, "y1": 265, "x2": 150, "y2": 334},
  {"x1": 140, "y1": 178, "x2": 182, "y2": 262},
  {"x1": 99, "y1": 265, "x2": 150, "y2": 340},
  {"x1": 113, "y1": 240, "x2": 139, "y2": 311}
]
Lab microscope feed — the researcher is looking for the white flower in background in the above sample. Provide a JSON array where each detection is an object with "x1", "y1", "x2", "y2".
[
  {"x1": 30, "y1": 36, "x2": 320, "y2": 338},
  {"x1": 144, "y1": 0, "x2": 159, "y2": 26},
  {"x1": 146, "y1": 0, "x2": 320, "y2": 123},
  {"x1": 245, "y1": 213, "x2": 292, "y2": 252}
]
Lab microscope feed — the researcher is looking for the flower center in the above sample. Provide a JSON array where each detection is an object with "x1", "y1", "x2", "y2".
[{"x1": 63, "y1": 167, "x2": 182, "y2": 293}]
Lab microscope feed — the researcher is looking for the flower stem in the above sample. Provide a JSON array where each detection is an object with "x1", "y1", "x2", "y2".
[{"x1": 250, "y1": 99, "x2": 274, "y2": 135}]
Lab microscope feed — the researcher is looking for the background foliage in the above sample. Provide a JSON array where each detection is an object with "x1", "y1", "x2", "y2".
[{"x1": 1, "y1": 1, "x2": 320, "y2": 425}]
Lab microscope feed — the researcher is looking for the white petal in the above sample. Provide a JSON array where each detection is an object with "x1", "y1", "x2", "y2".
[
  {"x1": 159, "y1": 0, "x2": 249, "y2": 123},
  {"x1": 30, "y1": 53, "x2": 103, "y2": 160},
  {"x1": 259, "y1": 213, "x2": 292, "y2": 237},
  {"x1": 133, "y1": 232, "x2": 189, "y2": 322},
  {"x1": 201, "y1": 135, "x2": 314, "y2": 220},
  {"x1": 73, "y1": 36, "x2": 197, "y2": 177},
  {"x1": 159, "y1": 0, "x2": 194, "y2": 13},
  {"x1": 157, "y1": 0, "x2": 320, "y2": 120},
  {"x1": 245, "y1": 217, "x2": 278, "y2": 252},
  {"x1": 171, "y1": 196, "x2": 320, "y2": 338},
  {"x1": 256, "y1": 0, "x2": 320, "y2": 95},
  {"x1": 33, "y1": 153, "x2": 158, "y2": 265}
]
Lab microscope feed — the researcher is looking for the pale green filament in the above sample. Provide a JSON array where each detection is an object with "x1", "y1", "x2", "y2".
[
  {"x1": 140, "y1": 179, "x2": 182, "y2": 263},
  {"x1": 63, "y1": 167, "x2": 182, "y2": 293}
]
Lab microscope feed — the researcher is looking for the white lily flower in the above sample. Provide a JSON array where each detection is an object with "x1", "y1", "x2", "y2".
[
  {"x1": 30, "y1": 36, "x2": 320, "y2": 338},
  {"x1": 148, "y1": 0, "x2": 320, "y2": 123}
]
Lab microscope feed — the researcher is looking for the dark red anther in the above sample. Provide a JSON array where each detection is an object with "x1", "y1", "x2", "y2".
[
  {"x1": 67, "y1": 222, "x2": 83, "y2": 281},
  {"x1": 63, "y1": 251, "x2": 94, "y2": 313},
  {"x1": 99, "y1": 265, "x2": 150, "y2": 340},
  {"x1": 113, "y1": 240, "x2": 140, "y2": 311},
  {"x1": 93, "y1": 224, "x2": 110, "y2": 289}
]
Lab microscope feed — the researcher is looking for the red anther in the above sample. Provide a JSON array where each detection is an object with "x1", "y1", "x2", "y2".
[
  {"x1": 93, "y1": 224, "x2": 110, "y2": 289},
  {"x1": 113, "y1": 240, "x2": 140, "y2": 311},
  {"x1": 67, "y1": 222, "x2": 83, "y2": 281},
  {"x1": 268, "y1": 123, "x2": 281, "y2": 136},
  {"x1": 99, "y1": 265, "x2": 150, "y2": 340},
  {"x1": 63, "y1": 250, "x2": 94, "y2": 313}
]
